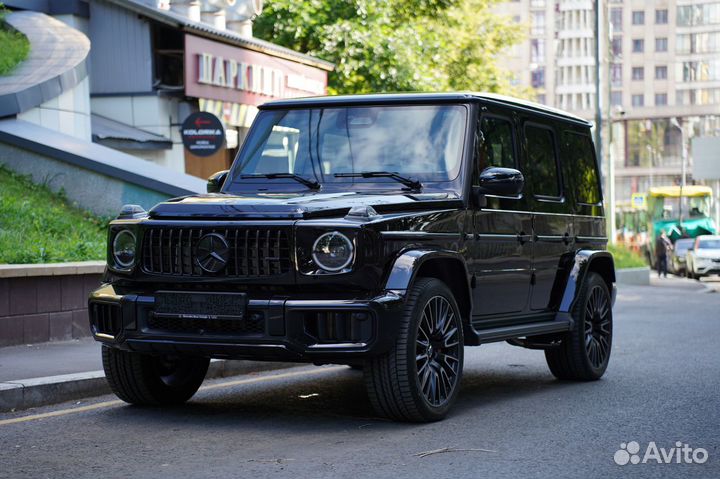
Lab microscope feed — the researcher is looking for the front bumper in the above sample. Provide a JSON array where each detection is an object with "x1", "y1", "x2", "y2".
[
  {"x1": 694, "y1": 260, "x2": 720, "y2": 275},
  {"x1": 88, "y1": 284, "x2": 405, "y2": 363}
]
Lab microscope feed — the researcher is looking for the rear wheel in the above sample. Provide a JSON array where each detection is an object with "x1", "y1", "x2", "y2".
[
  {"x1": 102, "y1": 346, "x2": 209, "y2": 405},
  {"x1": 545, "y1": 272, "x2": 612, "y2": 380},
  {"x1": 364, "y1": 278, "x2": 464, "y2": 422}
]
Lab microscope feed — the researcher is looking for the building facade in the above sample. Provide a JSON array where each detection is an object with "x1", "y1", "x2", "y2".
[
  {"x1": 1, "y1": 0, "x2": 333, "y2": 181},
  {"x1": 498, "y1": 0, "x2": 720, "y2": 209}
]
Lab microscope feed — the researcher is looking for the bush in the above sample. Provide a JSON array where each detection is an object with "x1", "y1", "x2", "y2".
[{"x1": 607, "y1": 243, "x2": 647, "y2": 269}]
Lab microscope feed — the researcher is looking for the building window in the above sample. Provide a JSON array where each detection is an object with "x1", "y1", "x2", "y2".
[
  {"x1": 610, "y1": 8, "x2": 623, "y2": 32},
  {"x1": 655, "y1": 37, "x2": 668, "y2": 52},
  {"x1": 626, "y1": 119, "x2": 682, "y2": 168},
  {"x1": 531, "y1": 39, "x2": 545, "y2": 63},
  {"x1": 680, "y1": 60, "x2": 720, "y2": 82},
  {"x1": 632, "y1": 94, "x2": 644, "y2": 107},
  {"x1": 656, "y1": 9, "x2": 668, "y2": 24},
  {"x1": 531, "y1": 67, "x2": 546, "y2": 88},
  {"x1": 611, "y1": 36, "x2": 622, "y2": 57},
  {"x1": 531, "y1": 11, "x2": 546, "y2": 35},
  {"x1": 655, "y1": 93, "x2": 668, "y2": 106},
  {"x1": 677, "y1": 88, "x2": 720, "y2": 106},
  {"x1": 677, "y1": 32, "x2": 720, "y2": 55},
  {"x1": 632, "y1": 11, "x2": 645, "y2": 25},
  {"x1": 655, "y1": 65, "x2": 668, "y2": 80},
  {"x1": 611, "y1": 63, "x2": 623, "y2": 86},
  {"x1": 611, "y1": 91, "x2": 623, "y2": 106},
  {"x1": 632, "y1": 39, "x2": 644, "y2": 52},
  {"x1": 678, "y1": 3, "x2": 720, "y2": 27},
  {"x1": 632, "y1": 67, "x2": 644, "y2": 80}
]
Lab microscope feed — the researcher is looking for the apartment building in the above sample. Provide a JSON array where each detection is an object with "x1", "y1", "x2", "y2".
[{"x1": 499, "y1": 0, "x2": 720, "y2": 203}]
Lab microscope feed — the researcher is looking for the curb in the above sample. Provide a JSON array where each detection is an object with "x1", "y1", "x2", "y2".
[{"x1": 0, "y1": 359, "x2": 301, "y2": 412}]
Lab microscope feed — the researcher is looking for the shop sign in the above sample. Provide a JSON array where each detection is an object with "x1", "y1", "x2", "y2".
[
  {"x1": 185, "y1": 34, "x2": 328, "y2": 107},
  {"x1": 181, "y1": 112, "x2": 225, "y2": 157}
]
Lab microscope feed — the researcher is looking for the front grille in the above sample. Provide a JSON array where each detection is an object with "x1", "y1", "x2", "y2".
[
  {"x1": 147, "y1": 314, "x2": 265, "y2": 336},
  {"x1": 90, "y1": 302, "x2": 122, "y2": 336},
  {"x1": 141, "y1": 227, "x2": 291, "y2": 277}
]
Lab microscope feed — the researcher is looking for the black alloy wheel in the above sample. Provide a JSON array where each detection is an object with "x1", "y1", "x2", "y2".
[
  {"x1": 545, "y1": 272, "x2": 612, "y2": 381},
  {"x1": 415, "y1": 296, "x2": 462, "y2": 407},
  {"x1": 364, "y1": 277, "x2": 464, "y2": 422},
  {"x1": 583, "y1": 285, "x2": 612, "y2": 369}
]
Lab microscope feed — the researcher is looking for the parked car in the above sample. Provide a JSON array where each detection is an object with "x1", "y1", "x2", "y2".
[
  {"x1": 686, "y1": 235, "x2": 720, "y2": 279},
  {"x1": 670, "y1": 238, "x2": 695, "y2": 276},
  {"x1": 89, "y1": 93, "x2": 616, "y2": 422}
]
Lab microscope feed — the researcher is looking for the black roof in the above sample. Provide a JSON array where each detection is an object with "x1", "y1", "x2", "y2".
[{"x1": 260, "y1": 92, "x2": 591, "y2": 126}]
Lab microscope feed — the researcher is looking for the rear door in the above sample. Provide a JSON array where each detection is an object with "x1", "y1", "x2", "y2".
[
  {"x1": 562, "y1": 130, "x2": 605, "y2": 249},
  {"x1": 521, "y1": 119, "x2": 575, "y2": 312},
  {"x1": 469, "y1": 108, "x2": 533, "y2": 321}
]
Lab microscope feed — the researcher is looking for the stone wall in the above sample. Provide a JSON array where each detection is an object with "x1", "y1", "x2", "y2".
[{"x1": 0, "y1": 262, "x2": 104, "y2": 346}]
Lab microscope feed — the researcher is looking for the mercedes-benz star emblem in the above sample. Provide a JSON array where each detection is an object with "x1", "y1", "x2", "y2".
[{"x1": 195, "y1": 233, "x2": 230, "y2": 273}]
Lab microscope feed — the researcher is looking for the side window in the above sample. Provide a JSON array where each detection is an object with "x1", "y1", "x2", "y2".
[
  {"x1": 564, "y1": 132, "x2": 601, "y2": 204},
  {"x1": 478, "y1": 117, "x2": 516, "y2": 172},
  {"x1": 524, "y1": 124, "x2": 561, "y2": 198}
]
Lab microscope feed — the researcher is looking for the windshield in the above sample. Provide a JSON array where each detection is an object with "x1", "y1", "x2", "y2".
[
  {"x1": 227, "y1": 105, "x2": 467, "y2": 190},
  {"x1": 650, "y1": 195, "x2": 711, "y2": 220},
  {"x1": 698, "y1": 239, "x2": 720, "y2": 249},
  {"x1": 674, "y1": 239, "x2": 694, "y2": 254}
]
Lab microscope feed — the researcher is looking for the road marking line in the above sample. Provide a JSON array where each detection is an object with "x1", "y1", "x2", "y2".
[{"x1": 0, "y1": 365, "x2": 346, "y2": 427}]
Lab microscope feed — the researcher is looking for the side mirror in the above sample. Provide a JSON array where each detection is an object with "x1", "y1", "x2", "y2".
[
  {"x1": 207, "y1": 170, "x2": 229, "y2": 193},
  {"x1": 474, "y1": 167, "x2": 524, "y2": 199}
]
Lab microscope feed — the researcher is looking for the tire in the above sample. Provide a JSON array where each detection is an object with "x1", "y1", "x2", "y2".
[
  {"x1": 364, "y1": 277, "x2": 464, "y2": 422},
  {"x1": 102, "y1": 346, "x2": 209, "y2": 406},
  {"x1": 545, "y1": 272, "x2": 612, "y2": 381}
]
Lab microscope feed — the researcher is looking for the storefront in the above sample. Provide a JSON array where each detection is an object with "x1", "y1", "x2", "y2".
[{"x1": 183, "y1": 33, "x2": 330, "y2": 178}]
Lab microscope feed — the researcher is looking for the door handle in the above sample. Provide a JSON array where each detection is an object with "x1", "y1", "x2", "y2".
[{"x1": 516, "y1": 232, "x2": 532, "y2": 244}]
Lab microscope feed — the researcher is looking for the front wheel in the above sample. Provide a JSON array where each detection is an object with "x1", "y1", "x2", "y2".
[
  {"x1": 102, "y1": 346, "x2": 209, "y2": 406},
  {"x1": 364, "y1": 278, "x2": 464, "y2": 422},
  {"x1": 545, "y1": 272, "x2": 612, "y2": 380}
]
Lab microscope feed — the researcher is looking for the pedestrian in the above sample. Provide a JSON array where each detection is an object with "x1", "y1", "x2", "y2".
[{"x1": 655, "y1": 229, "x2": 673, "y2": 278}]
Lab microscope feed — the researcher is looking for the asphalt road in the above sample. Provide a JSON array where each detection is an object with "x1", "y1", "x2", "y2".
[{"x1": 1, "y1": 280, "x2": 719, "y2": 479}]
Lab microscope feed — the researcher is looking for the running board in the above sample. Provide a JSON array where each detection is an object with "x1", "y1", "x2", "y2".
[{"x1": 469, "y1": 320, "x2": 572, "y2": 345}]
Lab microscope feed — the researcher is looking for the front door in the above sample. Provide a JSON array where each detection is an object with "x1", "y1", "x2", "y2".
[{"x1": 469, "y1": 112, "x2": 533, "y2": 322}]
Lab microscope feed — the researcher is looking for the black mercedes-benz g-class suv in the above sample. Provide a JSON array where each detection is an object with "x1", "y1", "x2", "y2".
[{"x1": 90, "y1": 93, "x2": 615, "y2": 422}]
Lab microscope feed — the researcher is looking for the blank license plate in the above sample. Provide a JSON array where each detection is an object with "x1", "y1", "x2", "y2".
[{"x1": 154, "y1": 292, "x2": 247, "y2": 320}]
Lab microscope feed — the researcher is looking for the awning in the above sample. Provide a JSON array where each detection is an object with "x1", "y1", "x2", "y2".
[{"x1": 91, "y1": 114, "x2": 173, "y2": 150}]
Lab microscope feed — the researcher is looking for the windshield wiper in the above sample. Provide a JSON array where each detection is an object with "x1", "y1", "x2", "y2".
[
  {"x1": 240, "y1": 173, "x2": 321, "y2": 190},
  {"x1": 334, "y1": 171, "x2": 423, "y2": 190}
]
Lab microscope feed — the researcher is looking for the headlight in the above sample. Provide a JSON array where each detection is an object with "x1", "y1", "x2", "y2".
[
  {"x1": 112, "y1": 230, "x2": 136, "y2": 268},
  {"x1": 312, "y1": 231, "x2": 354, "y2": 272}
]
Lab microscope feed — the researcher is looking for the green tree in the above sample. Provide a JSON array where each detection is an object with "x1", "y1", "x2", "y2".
[{"x1": 254, "y1": 0, "x2": 525, "y2": 95}]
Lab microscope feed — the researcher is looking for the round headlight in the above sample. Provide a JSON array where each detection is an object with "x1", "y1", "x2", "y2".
[
  {"x1": 312, "y1": 231, "x2": 354, "y2": 272},
  {"x1": 112, "y1": 230, "x2": 136, "y2": 268}
]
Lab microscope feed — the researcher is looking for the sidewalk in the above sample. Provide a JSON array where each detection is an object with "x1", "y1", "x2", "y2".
[{"x1": 0, "y1": 338, "x2": 300, "y2": 412}]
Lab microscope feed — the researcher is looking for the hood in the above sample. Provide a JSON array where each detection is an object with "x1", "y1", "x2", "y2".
[
  {"x1": 148, "y1": 191, "x2": 463, "y2": 220},
  {"x1": 696, "y1": 249, "x2": 720, "y2": 259}
]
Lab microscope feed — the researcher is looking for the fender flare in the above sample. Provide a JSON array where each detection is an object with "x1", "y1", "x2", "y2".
[
  {"x1": 558, "y1": 249, "x2": 616, "y2": 315},
  {"x1": 384, "y1": 249, "x2": 471, "y2": 293}
]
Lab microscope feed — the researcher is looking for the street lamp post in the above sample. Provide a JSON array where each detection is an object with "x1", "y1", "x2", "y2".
[{"x1": 671, "y1": 117, "x2": 687, "y2": 233}]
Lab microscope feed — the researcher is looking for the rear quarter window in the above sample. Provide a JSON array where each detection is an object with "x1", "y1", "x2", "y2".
[
  {"x1": 563, "y1": 131, "x2": 601, "y2": 205},
  {"x1": 524, "y1": 124, "x2": 561, "y2": 198}
]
